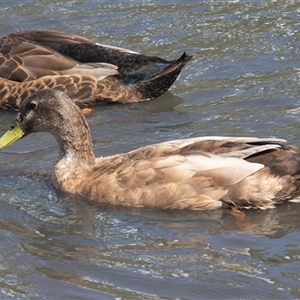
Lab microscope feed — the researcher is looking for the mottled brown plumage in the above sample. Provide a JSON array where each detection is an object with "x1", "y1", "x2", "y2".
[
  {"x1": 0, "y1": 30, "x2": 192, "y2": 110},
  {"x1": 2, "y1": 89, "x2": 300, "y2": 210}
]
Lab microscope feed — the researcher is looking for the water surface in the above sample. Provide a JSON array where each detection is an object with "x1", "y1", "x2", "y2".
[{"x1": 1, "y1": 1, "x2": 300, "y2": 299}]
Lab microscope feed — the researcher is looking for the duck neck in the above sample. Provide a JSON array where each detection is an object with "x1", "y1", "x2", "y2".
[{"x1": 53, "y1": 113, "x2": 96, "y2": 165}]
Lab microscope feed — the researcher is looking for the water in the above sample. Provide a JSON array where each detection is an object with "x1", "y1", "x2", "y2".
[{"x1": 1, "y1": 0, "x2": 300, "y2": 299}]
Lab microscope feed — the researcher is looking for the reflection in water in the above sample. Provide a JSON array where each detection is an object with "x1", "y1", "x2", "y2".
[
  {"x1": 1, "y1": 0, "x2": 300, "y2": 298},
  {"x1": 1, "y1": 176, "x2": 300, "y2": 298}
]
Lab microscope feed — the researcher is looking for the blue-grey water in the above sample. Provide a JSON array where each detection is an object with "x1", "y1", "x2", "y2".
[{"x1": 1, "y1": 1, "x2": 300, "y2": 299}]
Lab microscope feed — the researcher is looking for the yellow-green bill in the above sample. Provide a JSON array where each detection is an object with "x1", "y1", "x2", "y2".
[{"x1": 0, "y1": 120, "x2": 25, "y2": 150}]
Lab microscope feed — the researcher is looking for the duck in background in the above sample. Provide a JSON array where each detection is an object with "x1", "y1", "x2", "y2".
[{"x1": 0, "y1": 30, "x2": 192, "y2": 110}]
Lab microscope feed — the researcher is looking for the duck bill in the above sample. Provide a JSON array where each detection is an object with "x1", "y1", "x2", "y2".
[{"x1": 0, "y1": 120, "x2": 25, "y2": 150}]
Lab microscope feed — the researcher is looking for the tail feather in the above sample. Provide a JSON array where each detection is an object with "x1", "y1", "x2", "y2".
[{"x1": 136, "y1": 52, "x2": 193, "y2": 100}]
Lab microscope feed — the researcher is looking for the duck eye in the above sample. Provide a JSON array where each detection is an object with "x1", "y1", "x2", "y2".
[{"x1": 28, "y1": 102, "x2": 37, "y2": 110}]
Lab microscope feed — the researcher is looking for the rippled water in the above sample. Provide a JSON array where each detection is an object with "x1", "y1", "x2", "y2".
[{"x1": 1, "y1": 1, "x2": 300, "y2": 299}]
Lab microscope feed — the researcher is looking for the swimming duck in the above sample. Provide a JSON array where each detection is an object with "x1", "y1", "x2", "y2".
[
  {"x1": 1, "y1": 89, "x2": 300, "y2": 210},
  {"x1": 0, "y1": 30, "x2": 192, "y2": 110}
]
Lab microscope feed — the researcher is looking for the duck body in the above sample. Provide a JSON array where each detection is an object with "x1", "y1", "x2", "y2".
[
  {"x1": 1, "y1": 89, "x2": 300, "y2": 210},
  {"x1": 0, "y1": 30, "x2": 192, "y2": 110},
  {"x1": 55, "y1": 137, "x2": 300, "y2": 210}
]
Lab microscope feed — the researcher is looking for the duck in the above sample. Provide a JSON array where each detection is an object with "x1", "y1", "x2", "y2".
[
  {"x1": 0, "y1": 30, "x2": 192, "y2": 110},
  {"x1": 1, "y1": 89, "x2": 300, "y2": 210}
]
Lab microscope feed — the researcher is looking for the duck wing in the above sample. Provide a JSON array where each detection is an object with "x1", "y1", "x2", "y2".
[
  {"x1": 0, "y1": 39, "x2": 118, "y2": 81},
  {"x1": 4, "y1": 30, "x2": 192, "y2": 83}
]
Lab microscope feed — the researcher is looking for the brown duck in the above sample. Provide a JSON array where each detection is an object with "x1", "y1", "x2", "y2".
[
  {"x1": 0, "y1": 30, "x2": 192, "y2": 110},
  {"x1": 1, "y1": 89, "x2": 300, "y2": 210}
]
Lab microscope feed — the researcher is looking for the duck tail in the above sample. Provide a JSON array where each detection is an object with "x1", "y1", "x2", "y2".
[{"x1": 135, "y1": 52, "x2": 192, "y2": 100}]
